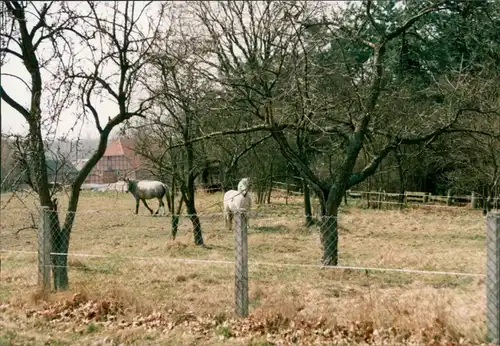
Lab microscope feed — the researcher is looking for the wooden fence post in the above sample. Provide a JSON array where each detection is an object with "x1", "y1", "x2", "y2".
[
  {"x1": 423, "y1": 192, "x2": 430, "y2": 204},
  {"x1": 235, "y1": 211, "x2": 249, "y2": 317},
  {"x1": 486, "y1": 212, "x2": 500, "y2": 344},
  {"x1": 37, "y1": 206, "x2": 52, "y2": 291},
  {"x1": 471, "y1": 192, "x2": 478, "y2": 209}
]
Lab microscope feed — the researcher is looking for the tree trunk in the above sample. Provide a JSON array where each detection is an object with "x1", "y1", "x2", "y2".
[
  {"x1": 285, "y1": 182, "x2": 290, "y2": 205},
  {"x1": 266, "y1": 178, "x2": 272, "y2": 204},
  {"x1": 267, "y1": 163, "x2": 273, "y2": 204},
  {"x1": 171, "y1": 193, "x2": 179, "y2": 239},
  {"x1": 28, "y1": 120, "x2": 70, "y2": 289},
  {"x1": 319, "y1": 178, "x2": 349, "y2": 266},
  {"x1": 319, "y1": 204, "x2": 339, "y2": 266},
  {"x1": 483, "y1": 181, "x2": 498, "y2": 215},
  {"x1": 395, "y1": 150, "x2": 406, "y2": 209},
  {"x1": 185, "y1": 192, "x2": 203, "y2": 245},
  {"x1": 191, "y1": 214, "x2": 203, "y2": 245},
  {"x1": 303, "y1": 181, "x2": 313, "y2": 227},
  {"x1": 170, "y1": 176, "x2": 178, "y2": 240},
  {"x1": 48, "y1": 129, "x2": 112, "y2": 291},
  {"x1": 186, "y1": 199, "x2": 203, "y2": 245},
  {"x1": 171, "y1": 194, "x2": 185, "y2": 240},
  {"x1": 171, "y1": 215, "x2": 180, "y2": 239},
  {"x1": 51, "y1": 226, "x2": 70, "y2": 290},
  {"x1": 45, "y1": 208, "x2": 70, "y2": 290},
  {"x1": 185, "y1": 174, "x2": 203, "y2": 246},
  {"x1": 257, "y1": 187, "x2": 264, "y2": 204},
  {"x1": 185, "y1": 139, "x2": 203, "y2": 245}
]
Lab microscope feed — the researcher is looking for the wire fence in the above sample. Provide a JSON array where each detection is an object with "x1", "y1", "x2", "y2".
[{"x1": 0, "y1": 189, "x2": 499, "y2": 343}]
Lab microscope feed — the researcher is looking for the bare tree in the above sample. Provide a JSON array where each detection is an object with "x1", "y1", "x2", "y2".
[
  {"x1": 199, "y1": 114, "x2": 274, "y2": 193},
  {"x1": 444, "y1": 120, "x2": 500, "y2": 214},
  {"x1": 134, "y1": 127, "x2": 186, "y2": 240},
  {"x1": 185, "y1": 0, "x2": 493, "y2": 266},
  {"x1": 1, "y1": 0, "x2": 82, "y2": 207},
  {"x1": 136, "y1": 21, "x2": 212, "y2": 245},
  {"x1": 0, "y1": 0, "x2": 164, "y2": 289}
]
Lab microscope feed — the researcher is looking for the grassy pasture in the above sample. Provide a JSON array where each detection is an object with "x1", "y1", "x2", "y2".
[{"x1": 0, "y1": 190, "x2": 491, "y2": 345}]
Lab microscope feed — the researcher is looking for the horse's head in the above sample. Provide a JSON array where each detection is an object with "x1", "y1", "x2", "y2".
[
  {"x1": 238, "y1": 177, "x2": 251, "y2": 196},
  {"x1": 121, "y1": 177, "x2": 135, "y2": 192}
]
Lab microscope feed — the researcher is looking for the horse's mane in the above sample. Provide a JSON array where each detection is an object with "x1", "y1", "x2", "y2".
[{"x1": 125, "y1": 179, "x2": 138, "y2": 191}]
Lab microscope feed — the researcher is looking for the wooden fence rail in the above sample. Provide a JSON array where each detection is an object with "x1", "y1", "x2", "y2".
[
  {"x1": 268, "y1": 181, "x2": 499, "y2": 210},
  {"x1": 349, "y1": 190, "x2": 499, "y2": 209}
]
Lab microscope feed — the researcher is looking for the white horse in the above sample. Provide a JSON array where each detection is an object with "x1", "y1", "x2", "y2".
[
  {"x1": 124, "y1": 178, "x2": 172, "y2": 216},
  {"x1": 223, "y1": 178, "x2": 252, "y2": 230}
]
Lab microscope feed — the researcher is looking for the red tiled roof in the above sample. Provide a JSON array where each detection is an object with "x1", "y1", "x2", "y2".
[
  {"x1": 103, "y1": 137, "x2": 142, "y2": 168},
  {"x1": 119, "y1": 138, "x2": 138, "y2": 158},
  {"x1": 104, "y1": 138, "x2": 125, "y2": 156},
  {"x1": 120, "y1": 137, "x2": 142, "y2": 168},
  {"x1": 104, "y1": 137, "x2": 134, "y2": 156},
  {"x1": 84, "y1": 136, "x2": 147, "y2": 184}
]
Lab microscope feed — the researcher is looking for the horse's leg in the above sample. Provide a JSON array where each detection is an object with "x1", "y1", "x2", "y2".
[
  {"x1": 135, "y1": 198, "x2": 139, "y2": 214},
  {"x1": 224, "y1": 206, "x2": 230, "y2": 230},
  {"x1": 157, "y1": 197, "x2": 165, "y2": 215},
  {"x1": 224, "y1": 209, "x2": 229, "y2": 229},
  {"x1": 228, "y1": 211, "x2": 233, "y2": 231},
  {"x1": 142, "y1": 199, "x2": 154, "y2": 214}
]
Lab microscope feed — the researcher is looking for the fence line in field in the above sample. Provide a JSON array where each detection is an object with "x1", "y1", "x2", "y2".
[
  {"x1": 272, "y1": 181, "x2": 499, "y2": 200},
  {"x1": 194, "y1": 180, "x2": 498, "y2": 207},
  {"x1": 1, "y1": 249, "x2": 486, "y2": 278},
  {"x1": 269, "y1": 181, "x2": 499, "y2": 211}
]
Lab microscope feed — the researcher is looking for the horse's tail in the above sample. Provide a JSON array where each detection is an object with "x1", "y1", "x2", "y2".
[{"x1": 162, "y1": 182, "x2": 173, "y2": 213}]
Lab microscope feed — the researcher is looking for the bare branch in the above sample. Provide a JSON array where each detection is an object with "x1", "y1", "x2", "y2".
[
  {"x1": 0, "y1": 47, "x2": 23, "y2": 60},
  {"x1": 1, "y1": 72, "x2": 32, "y2": 92},
  {"x1": 385, "y1": 1, "x2": 447, "y2": 41},
  {"x1": 0, "y1": 85, "x2": 30, "y2": 119}
]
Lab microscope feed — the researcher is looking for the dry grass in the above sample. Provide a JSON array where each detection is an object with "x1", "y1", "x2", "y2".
[{"x1": 0, "y1": 190, "x2": 490, "y2": 345}]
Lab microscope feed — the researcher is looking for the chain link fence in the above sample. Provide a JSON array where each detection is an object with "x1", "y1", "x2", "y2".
[
  {"x1": 1, "y1": 187, "x2": 499, "y2": 343},
  {"x1": 486, "y1": 212, "x2": 500, "y2": 343}
]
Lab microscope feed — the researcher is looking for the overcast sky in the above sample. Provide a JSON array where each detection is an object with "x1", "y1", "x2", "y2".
[
  {"x1": 1, "y1": 1, "x2": 343, "y2": 141},
  {"x1": 1, "y1": 54, "x2": 106, "y2": 141},
  {"x1": 1, "y1": 0, "x2": 167, "y2": 141}
]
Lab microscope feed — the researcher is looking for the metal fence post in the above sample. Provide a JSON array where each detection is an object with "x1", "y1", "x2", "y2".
[
  {"x1": 235, "y1": 210, "x2": 249, "y2": 317},
  {"x1": 37, "y1": 206, "x2": 52, "y2": 291},
  {"x1": 486, "y1": 212, "x2": 500, "y2": 344}
]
